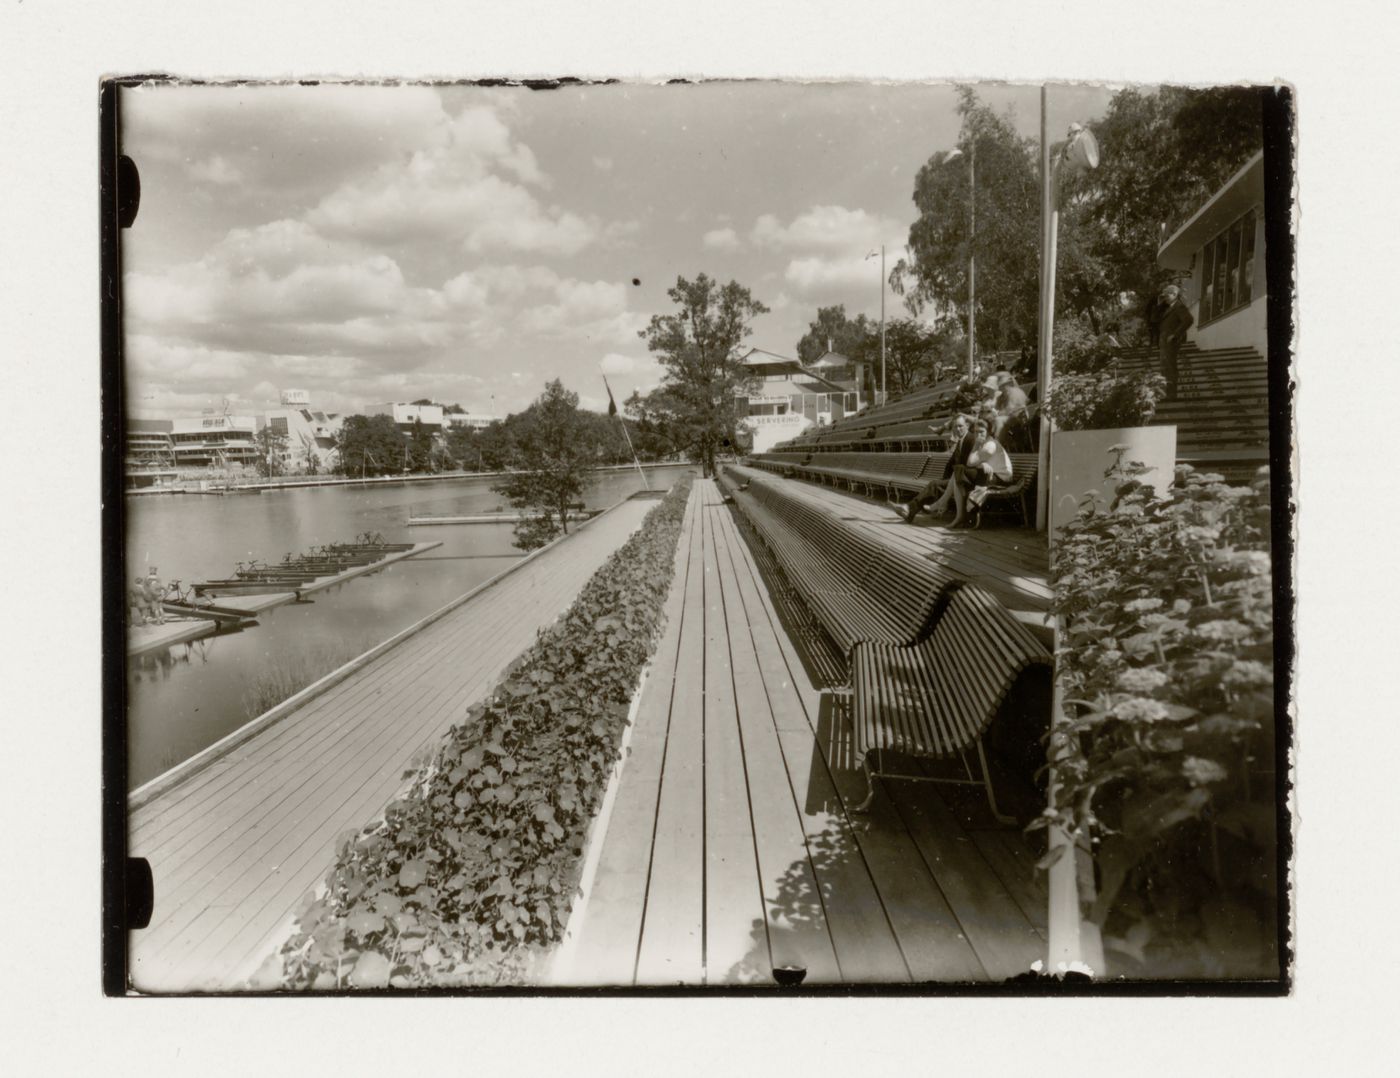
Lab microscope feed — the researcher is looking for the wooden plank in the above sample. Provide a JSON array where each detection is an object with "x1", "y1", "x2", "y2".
[
  {"x1": 127, "y1": 619, "x2": 217, "y2": 658},
  {"x1": 770, "y1": 726, "x2": 911, "y2": 983},
  {"x1": 633, "y1": 487, "x2": 709, "y2": 985},
  {"x1": 560, "y1": 486, "x2": 701, "y2": 985},
  {"x1": 971, "y1": 829, "x2": 1049, "y2": 939},
  {"x1": 884, "y1": 780, "x2": 1044, "y2": 981},
  {"x1": 706, "y1": 506, "x2": 847, "y2": 984},
  {"x1": 698, "y1": 489, "x2": 768, "y2": 985}
]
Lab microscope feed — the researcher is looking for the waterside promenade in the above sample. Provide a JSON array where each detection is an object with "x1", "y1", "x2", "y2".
[
  {"x1": 127, "y1": 497, "x2": 658, "y2": 992},
  {"x1": 553, "y1": 480, "x2": 1048, "y2": 985}
]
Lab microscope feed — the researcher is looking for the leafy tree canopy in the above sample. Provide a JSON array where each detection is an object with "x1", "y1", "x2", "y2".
[
  {"x1": 636, "y1": 273, "x2": 768, "y2": 476},
  {"x1": 492, "y1": 379, "x2": 597, "y2": 549},
  {"x1": 794, "y1": 305, "x2": 877, "y2": 366},
  {"x1": 335, "y1": 414, "x2": 406, "y2": 478},
  {"x1": 895, "y1": 84, "x2": 1266, "y2": 352}
]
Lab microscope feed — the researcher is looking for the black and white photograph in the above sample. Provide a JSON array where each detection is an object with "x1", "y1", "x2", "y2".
[{"x1": 106, "y1": 76, "x2": 1290, "y2": 993}]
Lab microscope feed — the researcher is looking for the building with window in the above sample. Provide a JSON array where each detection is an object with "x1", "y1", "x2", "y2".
[
  {"x1": 444, "y1": 412, "x2": 496, "y2": 431},
  {"x1": 735, "y1": 348, "x2": 864, "y2": 453},
  {"x1": 262, "y1": 390, "x2": 344, "y2": 473},
  {"x1": 169, "y1": 413, "x2": 259, "y2": 471},
  {"x1": 366, "y1": 402, "x2": 445, "y2": 433},
  {"x1": 124, "y1": 419, "x2": 179, "y2": 490},
  {"x1": 1158, "y1": 151, "x2": 1266, "y2": 353}
]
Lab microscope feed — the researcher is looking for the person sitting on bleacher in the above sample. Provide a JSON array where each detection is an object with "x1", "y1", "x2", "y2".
[
  {"x1": 916, "y1": 416, "x2": 1012, "y2": 528},
  {"x1": 889, "y1": 412, "x2": 977, "y2": 523},
  {"x1": 993, "y1": 372, "x2": 1030, "y2": 450}
]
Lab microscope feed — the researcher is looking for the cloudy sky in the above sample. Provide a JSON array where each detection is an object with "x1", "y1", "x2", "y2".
[{"x1": 122, "y1": 80, "x2": 1114, "y2": 419}]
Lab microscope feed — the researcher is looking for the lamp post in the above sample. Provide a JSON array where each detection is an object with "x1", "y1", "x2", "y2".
[
  {"x1": 864, "y1": 245, "x2": 887, "y2": 405},
  {"x1": 1036, "y1": 88, "x2": 1102, "y2": 978},
  {"x1": 1035, "y1": 108, "x2": 1100, "y2": 532}
]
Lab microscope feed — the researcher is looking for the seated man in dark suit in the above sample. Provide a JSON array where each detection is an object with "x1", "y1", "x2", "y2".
[{"x1": 889, "y1": 413, "x2": 976, "y2": 523}]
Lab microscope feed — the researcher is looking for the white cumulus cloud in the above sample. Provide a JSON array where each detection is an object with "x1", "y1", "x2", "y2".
[{"x1": 702, "y1": 227, "x2": 740, "y2": 250}]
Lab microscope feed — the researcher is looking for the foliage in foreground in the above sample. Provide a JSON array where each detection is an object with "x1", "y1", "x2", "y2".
[
  {"x1": 270, "y1": 477, "x2": 693, "y2": 989},
  {"x1": 1043, "y1": 455, "x2": 1278, "y2": 977}
]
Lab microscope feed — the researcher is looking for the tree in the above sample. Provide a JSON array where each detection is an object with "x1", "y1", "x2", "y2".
[
  {"x1": 852, "y1": 317, "x2": 963, "y2": 397},
  {"x1": 624, "y1": 389, "x2": 683, "y2": 461},
  {"x1": 492, "y1": 380, "x2": 596, "y2": 550},
  {"x1": 299, "y1": 433, "x2": 321, "y2": 476},
  {"x1": 896, "y1": 87, "x2": 1043, "y2": 353},
  {"x1": 335, "y1": 414, "x2": 406, "y2": 478},
  {"x1": 637, "y1": 273, "x2": 768, "y2": 477},
  {"x1": 794, "y1": 305, "x2": 877, "y2": 366},
  {"x1": 894, "y1": 85, "x2": 1266, "y2": 352},
  {"x1": 408, "y1": 417, "x2": 436, "y2": 473},
  {"x1": 1072, "y1": 85, "x2": 1265, "y2": 336},
  {"x1": 255, "y1": 425, "x2": 289, "y2": 478}
]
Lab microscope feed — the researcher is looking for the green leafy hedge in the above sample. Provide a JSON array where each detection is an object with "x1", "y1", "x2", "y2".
[
  {"x1": 1042, "y1": 455, "x2": 1278, "y2": 977},
  {"x1": 272, "y1": 477, "x2": 693, "y2": 988}
]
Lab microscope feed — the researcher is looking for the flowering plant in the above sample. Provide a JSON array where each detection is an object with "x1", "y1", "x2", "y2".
[
  {"x1": 1041, "y1": 364, "x2": 1166, "y2": 430},
  {"x1": 1041, "y1": 452, "x2": 1279, "y2": 977}
]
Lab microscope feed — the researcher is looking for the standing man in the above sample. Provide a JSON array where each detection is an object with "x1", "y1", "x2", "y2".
[{"x1": 1158, "y1": 284, "x2": 1194, "y2": 401}]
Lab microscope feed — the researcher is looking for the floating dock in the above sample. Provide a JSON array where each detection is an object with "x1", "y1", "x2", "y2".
[
  {"x1": 407, "y1": 512, "x2": 596, "y2": 526},
  {"x1": 126, "y1": 542, "x2": 442, "y2": 656}
]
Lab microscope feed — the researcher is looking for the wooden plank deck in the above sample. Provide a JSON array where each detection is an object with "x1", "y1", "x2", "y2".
[
  {"x1": 554, "y1": 480, "x2": 1047, "y2": 986},
  {"x1": 127, "y1": 500, "x2": 658, "y2": 993}
]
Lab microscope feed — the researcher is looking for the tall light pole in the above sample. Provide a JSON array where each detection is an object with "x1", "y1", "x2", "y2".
[
  {"x1": 865, "y1": 245, "x2": 887, "y2": 404},
  {"x1": 1036, "y1": 87, "x2": 1102, "y2": 979},
  {"x1": 1035, "y1": 108, "x2": 1100, "y2": 531}
]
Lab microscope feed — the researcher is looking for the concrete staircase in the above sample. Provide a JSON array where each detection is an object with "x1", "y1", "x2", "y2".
[{"x1": 1113, "y1": 342, "x2": 1272, "y2": 484}]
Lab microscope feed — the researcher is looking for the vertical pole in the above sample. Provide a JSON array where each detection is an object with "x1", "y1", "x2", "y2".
[
  {"x1": 1036, "y1": 87, "x2": 1057, "y2": 534},
  {"x1": 968, "y1": 140, "x2": 976, "y2": 377},
  {"x1": 880, "y1": 244, "x2": 887, "y2": 404},
  {"x1": 1037, "y1": 86, "x2": 1104, "y2": 978}
]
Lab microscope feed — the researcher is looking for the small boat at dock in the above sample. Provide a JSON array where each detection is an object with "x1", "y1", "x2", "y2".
[{"x1": 193, "y1": 578, "x2": 307, "y2": 597}]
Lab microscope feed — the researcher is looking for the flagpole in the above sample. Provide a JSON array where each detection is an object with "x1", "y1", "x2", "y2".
[{"x1": 604, "y1": 375, "x2": 649, "y2": 490}]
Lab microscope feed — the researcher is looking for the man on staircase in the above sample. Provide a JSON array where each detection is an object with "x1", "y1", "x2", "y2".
[{"x1": 1158, "y1": 284, "x2": 1194, "y2": 401}]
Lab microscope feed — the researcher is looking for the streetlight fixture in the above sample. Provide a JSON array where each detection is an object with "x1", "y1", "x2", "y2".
[
  {"x1": 1035, "y1": 91, "x2": 1103, "y2": 980},
  {"x1": 864, "y1": 245, "x2": 887, "y2": 405}
]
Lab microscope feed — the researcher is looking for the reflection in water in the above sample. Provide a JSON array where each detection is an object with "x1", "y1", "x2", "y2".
[{"x1": 125, "y1": 467, "x2": 693, "y2": 789}]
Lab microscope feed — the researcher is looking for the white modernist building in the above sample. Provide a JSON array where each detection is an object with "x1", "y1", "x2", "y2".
[
  {"x1": 262, "y1": 390, "x2": 344, "y2": 473},
  {"x1": 1157, "y1": 151, "x2": 1267, "y2": 354},
  {"x1": 735, "y1": 348, "x2": 864, "y2": 454},
  {"x1": 366, "y1": 402, "x2": 446, "y2": 432}
]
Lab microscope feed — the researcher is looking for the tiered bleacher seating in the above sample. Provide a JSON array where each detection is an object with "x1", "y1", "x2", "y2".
[
  {"x1": 716, "y1": 464, "x2": 1050, "y2": 818},
  {"x1": 750, "y1": 449, "x2": 1041, "y2": 528},
  {"x1": 769, "y1": 340, "x2": 1271, "y2": 485}
]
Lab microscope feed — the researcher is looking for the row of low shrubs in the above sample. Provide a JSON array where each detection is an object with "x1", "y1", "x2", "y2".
[
  {"x1": 1041, "y1": 453, "x2": 1278, "y2": 978},
  {"x1": 270, "y1": 476, "x2": 693, "y2": 989}
]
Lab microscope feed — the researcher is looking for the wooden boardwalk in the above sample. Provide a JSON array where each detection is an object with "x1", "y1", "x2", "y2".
[
  {"x1": 127, "y1": 499, "x2": 657, "y2": 993},
  {"x1": 553, "y1": 480, "x2": 1047, "y2": 986}
]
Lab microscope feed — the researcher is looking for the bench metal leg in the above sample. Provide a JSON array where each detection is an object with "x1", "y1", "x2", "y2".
[
  {"x1": 853, "y1": 753, "x2": 877, "y2": 813},
  {"x1": 975, "y1": 737, "x2": 1017, "y2": 826}
]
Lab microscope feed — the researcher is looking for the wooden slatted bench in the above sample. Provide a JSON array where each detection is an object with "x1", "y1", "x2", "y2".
[
  {"x1": 730, "y1": 469, "x2": 959, "y2": 654},
  {"x1": 851, "y1": 583, "x2": 1051, "y2": 819},
  {"x1": 968, "y1": 452, "x2": 1039, "y2": 529}
]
